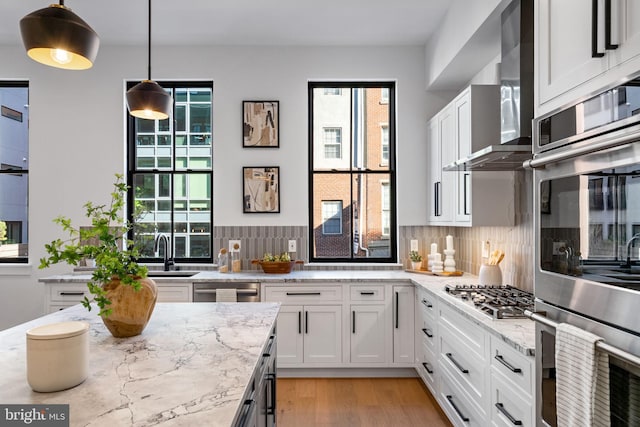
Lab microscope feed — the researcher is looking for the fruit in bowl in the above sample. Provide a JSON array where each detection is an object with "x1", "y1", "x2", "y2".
[{"x1": 252, "y1": 252, "x2": 302, "y2": 274}]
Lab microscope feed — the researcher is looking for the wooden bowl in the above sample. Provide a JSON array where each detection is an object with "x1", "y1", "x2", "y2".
[{"x1": 251, "y1": 260, "x2": 303, "y2": 274}]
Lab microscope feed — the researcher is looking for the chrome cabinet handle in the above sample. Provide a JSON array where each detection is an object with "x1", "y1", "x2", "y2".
[
  {"x1": 446, "y1": 395, "x2": 469, "y2": 423},
  {"x1": 446, "y1": 352, "x2": 469, "y2": 374},
  {"x1": 495, "y1": 403, "x2": 522, "y2": 426},
  {"x1": 422, "y1": 328, "x2": 433, "y2": 338},
  {"x1": 422, "y1": 362, "x2": 433, "y2": 374},
  {"x1": 494, "y1": 354, "x2": 522, "y2": 373}
]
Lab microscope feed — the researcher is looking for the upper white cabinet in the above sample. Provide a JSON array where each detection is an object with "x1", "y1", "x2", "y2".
[
  {"x1": 428, "y1": 85, "x2": 515, "y2": 227},
  {"x1": 537, "y1": 0, "x2": 640, "y2": 115}
]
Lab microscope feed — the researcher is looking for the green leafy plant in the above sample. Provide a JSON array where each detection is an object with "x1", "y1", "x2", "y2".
[
  {"x1": 39, "y1": 174, "x2": 148, "y2": 316},
  {"x1": 409, "y1": 250, "x2": 422, "y2": 262},
  {"x1": 262, "y1": 252, "x2": 291, "y2": 262}
]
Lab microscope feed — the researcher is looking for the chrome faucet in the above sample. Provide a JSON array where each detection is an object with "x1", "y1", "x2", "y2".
[
  {"x1": 622, "y1": 232, "x2": 640, "y2": 268},
  {"x1": 153, "y1": 234, "x2": 174, "y2": 271}
]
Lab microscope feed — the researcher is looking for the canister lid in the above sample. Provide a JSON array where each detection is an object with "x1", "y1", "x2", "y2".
[{"x1": 26, "y1": 321, "x2": 90, "y2": 340}]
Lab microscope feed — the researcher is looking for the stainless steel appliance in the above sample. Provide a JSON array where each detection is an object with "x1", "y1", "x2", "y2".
[
  {"x1": 444, "y1": 284, "x2": 534, "y2": 319},
  {"x1": 193, "y1": 282, "x2": 260, "y2": 302},
  {"x1": 528, "y1": 75, "x2": 640, "y2": 426}
]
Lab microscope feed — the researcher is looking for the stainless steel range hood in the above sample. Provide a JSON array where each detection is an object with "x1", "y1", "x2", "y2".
[{"x1": 444, "y1": 0, "x2": 533, "y2": 172}]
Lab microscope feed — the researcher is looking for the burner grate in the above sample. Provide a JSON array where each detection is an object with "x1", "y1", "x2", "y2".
[{"x1": 444, "y1": 284, "x2": 534, "y2": 319}]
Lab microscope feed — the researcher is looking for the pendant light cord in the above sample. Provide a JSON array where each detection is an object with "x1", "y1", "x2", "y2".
[{"x1": 147, "y1": 0, "x2": 152, "y2": 81}]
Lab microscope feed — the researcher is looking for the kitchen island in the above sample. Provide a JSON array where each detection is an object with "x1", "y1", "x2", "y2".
[{"x1": 0, "y1": 302, "x2": 279, "y2": 426}]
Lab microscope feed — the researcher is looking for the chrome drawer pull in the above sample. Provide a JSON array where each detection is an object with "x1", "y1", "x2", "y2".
[
  {"x1": 422, "y1": 362, "x2": 433, "y2": 374},
  {"x1": 494, "y1": 354, "x2": 522, "y2": 373},
  {"x1": 446, "y1": 352, "x2": 469, "y2": 374},
  {"x1": 421, "y1": 298, "x2": 433, "y2": 308},
  {"x1": 446, "y1": 395, "x2": 469, "y2": 423},
  {"x1": 421, "y1": 328, "x2": 433, "y2": 338},
  {"x1": 59, "y1": 292, "x2": 84, "y2": 296},
  {"x1": 495, "y1": 403, "x2": 522, "y2": 425}
]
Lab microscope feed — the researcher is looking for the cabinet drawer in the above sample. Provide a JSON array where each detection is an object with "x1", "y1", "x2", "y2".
[
  {"x1": 417, "y1": 341, "x2": 437, "y2": 391},
  {"x1": 440, "y1": 322, "x2": 486, "y2": 404},
  {"x1": 439, "y1": 303, "x2": 485, "y2": 359},
  {"x1": 156, "y1": 285, "x2": 191, "y2": 302},
  {"x1": 264, "y1": 286, "x2": 342, "y2": 303},
  {"x1": 48, "y1": 284, "x2": 89, "y2": 302},
  {"x1": 490, "y1": 336, "x2": 533, "y2": 397},
  {"x1": 349, "y1": 285, "x2": 385, "y2": 302},
  {"x1": 440, "y1": 369, "x2": 486, "y2": 427},
  {"x1": 417, "y1": 288, "x2": 437, "y2": 320},
  {"x1": 490, "y1": 370, "x2": 533, "y2": 427},
  {"x1": 417, "y1": 317, "x2": 437, "y2": 353}
]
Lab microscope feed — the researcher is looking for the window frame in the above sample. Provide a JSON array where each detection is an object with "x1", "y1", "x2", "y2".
[
  {"x1": 126, "y1": 81, "x2": 214, "y2": 265},
  {"x1": 308, "y1": 81, "x2": 397, "y2": 263},
  {"x1": 0, "y1": 81, "x2": 29, "y2": 264}
]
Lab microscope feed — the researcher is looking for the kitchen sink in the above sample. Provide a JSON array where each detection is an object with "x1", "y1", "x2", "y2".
[{"x1": 147, "y1": 271, "x2": 199, "y2": 278}]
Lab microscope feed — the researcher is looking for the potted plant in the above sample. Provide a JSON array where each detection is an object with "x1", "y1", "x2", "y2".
[
  {"x1": 39, "y1": 174, "x2": 157, "y2": 338},
  {"x1": 409, "y1": 250, "x2": 423, "y2": 270}
]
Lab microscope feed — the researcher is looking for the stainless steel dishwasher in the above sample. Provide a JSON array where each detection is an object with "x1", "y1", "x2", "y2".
[{"x1": 193, "y1": 282, "x2": 260, "y2": 302}]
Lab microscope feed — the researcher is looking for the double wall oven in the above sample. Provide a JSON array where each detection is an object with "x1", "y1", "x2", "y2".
[{"x1": 529, "y1": 76, "x2": 640, "y2": 426}]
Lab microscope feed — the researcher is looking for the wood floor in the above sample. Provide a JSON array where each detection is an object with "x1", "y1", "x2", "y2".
[{"x1": 277, "y1": 377, "x2": 452, "y2": 427}]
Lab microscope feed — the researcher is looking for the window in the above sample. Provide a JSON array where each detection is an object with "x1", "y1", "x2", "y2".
[
  {"x1": 0, "y1": 82, "x2": 29, "y2": 263},
  {"x1": 323, "y1": 127, "x2": 342, "y2": 159},
  {"x1": 322, "y1": 201, "x2": 343, "y2": 235},
  {"x1": 381, "y1": 181, "x2": 390, "y2": 236},
  {"x1": 380, "y1": 125, "x2": 389, "y2": 165},
  {"x1": 309, "y1": 82, "x2": 396, "y2": 262},
  {"x1": 127, "y1": 82, "x2": 213, "y2": 263}
]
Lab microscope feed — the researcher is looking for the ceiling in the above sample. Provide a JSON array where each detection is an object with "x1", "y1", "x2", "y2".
[{"x1": 0, "y1": 0, "x2": 452, "y2": 47}]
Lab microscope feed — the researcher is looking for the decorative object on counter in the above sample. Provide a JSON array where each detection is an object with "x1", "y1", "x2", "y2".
[
  {"x1": 243, "y1": 166, "x2": 280, "y2": 213},
  {"x1": 409, "y1": 250, "x2": 423, "y2": 270},
  {"x1": 446, "y1": 235, "x2": 454, "y2": 251},
  {"x1": 243, "y1": 101, "x2": 279, "y2": 147},
  {"x1": 479, "y1": 264, "x2": 502, "y2": 286},
  {"x1": 444, "y1": 249, "x2": 456, "y2": 272},
  {"x1": 231, "y1": 242, "x2": 241, "y2": 272},
  {"x1": 38, "y1": 174, "x2": 157, "y2": 338},
  {"x1": 428, "y1": 243, "x2": 438, "y2": 271},
  {"x1": 20, "y1": 1, "x2": 100, "y2": 70},
  {"x1": 252, "y1": 252, "x2": 303, "y2": 274},
  {"x1": 430, "y1": 253, "x2": 444, "y2": 273},
  {"x1": 125, "y1": 0, "x2": 172, "y2": 120},
  {"x1": 218, "y1": 248, "x2": 229, "y2": 273},
  {"x1": 26, "y1": 321, "x2": 89, "y2": 392}
]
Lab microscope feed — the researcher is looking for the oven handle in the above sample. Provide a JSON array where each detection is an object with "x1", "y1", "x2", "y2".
[
  {"x1": 523, "y1": 128, "x2": 639, "y2": 169},
  {"x1": 525, "y1": 310, "x2": 640, "y2": 368},
  {"x1": 193, "y1": 289, "x2": 259, "y2": 296}
]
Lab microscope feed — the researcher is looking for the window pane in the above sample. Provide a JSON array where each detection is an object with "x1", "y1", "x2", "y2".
[
  {"x1": 352, "y1": 173, "x2": 391, "y2": 258},
  {"x1": 313, "y1": 88, "x2": 350, "y2": 170},
  {"x1": 312, "y1": 174, "x2": 352, "y2": 258}
]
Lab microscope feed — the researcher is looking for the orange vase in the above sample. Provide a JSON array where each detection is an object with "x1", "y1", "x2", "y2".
[{"x1": 101, "y1": 277, "x2": 158, "y2": 338}]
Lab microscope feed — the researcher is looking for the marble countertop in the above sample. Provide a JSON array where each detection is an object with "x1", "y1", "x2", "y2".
[
  {"x1": 40, "y1": 269, "x2": 535, "y2": 356},
  {"x1": 0, "y1": 302, "x2": 280, "y2": 426}
]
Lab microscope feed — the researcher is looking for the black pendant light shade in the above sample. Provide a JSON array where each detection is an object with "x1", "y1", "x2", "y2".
[
  {"x1": 126, "y1": 0, "x2": 172, "y2": 120},
  {"x1": 126, "y1": 80, "x2": 172, "y2": 120},
  {"x1": 20, "y1": 3, "x2": 100, "y2": 70}
]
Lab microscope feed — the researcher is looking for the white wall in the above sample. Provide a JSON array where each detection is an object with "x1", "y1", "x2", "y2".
[{"x1": 0, "y1": 44, "x2": 431, "y2": 329}]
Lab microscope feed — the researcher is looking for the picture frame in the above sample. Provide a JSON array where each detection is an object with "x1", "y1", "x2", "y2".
[
  {"x1": 243, "y1": 167, "x2": 280, "y2": 213},
  {"x1": 243, "y1": 101, "x2": 279, "y2": 147}
]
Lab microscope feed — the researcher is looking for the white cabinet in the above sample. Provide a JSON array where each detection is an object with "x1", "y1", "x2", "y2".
[
  {"x1": 415, "y1": 287, "x2": 438, "y2": 394},
  {"x1": 427, "y1": 85, "x2": 514, "y2": 227},
  {"x1": 46, "y1": 283, "x2": 91, "y2": 313},
  {"x1": 537, "y1": 0, "x2": 640, "y2": 115},
  {"x1": 264, "y1": 285, "x2": 343, "y2": 367},
  {"x1": 392, "y1": 285, "x2": 415, "y2": 364},
  {"x1": 349, "y1": 304, "x2": 386, "y2": 363},
  {"x1": 156, "y1": 282, "x2": 192, "y2": 302}
]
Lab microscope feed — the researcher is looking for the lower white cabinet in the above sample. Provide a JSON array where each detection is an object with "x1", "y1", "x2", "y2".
[
  {"x1": 392, "y1": 285, "x2": 415, "y2": 364},
  {"x1": 349, "y1": 304, "x2": 386, "y2": 364}
]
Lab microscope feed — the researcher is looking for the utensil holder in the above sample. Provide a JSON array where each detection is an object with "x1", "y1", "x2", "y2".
[{"x1": 479, "y1": 264, "x2": 502, "y2": 286}]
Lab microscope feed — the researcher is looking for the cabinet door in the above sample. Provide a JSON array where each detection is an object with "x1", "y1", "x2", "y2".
[
  {"x1": 438, "y1": 106, "x2": 456, "y2": 223},
  {"x1": 275, "y1": 305, "x2": 304, "y2": 365},
  {"x1": 350, "y1": 304, "x2": 386, "y2": 364},
  {"x1": 303, "y1": 305, "x2": 342, "y2": 364},
  {"x1": 428, "y1": 117, "x2": 441, "y2": 223},
  {"x1": 537, "y1": 0, "x2": 609, "y2": 106},
  {"x1": 616, "y1": 0, "x2": 640, "y2": 65},
  {"x1": 454, "y1": 92, "x2": 471, "y2": 223},
  {"x1": 392, "y1": 286, "x2": 415, "y2": 364}
]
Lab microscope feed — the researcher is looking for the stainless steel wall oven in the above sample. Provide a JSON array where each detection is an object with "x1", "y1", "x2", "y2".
[{"x1": 528, "y1": 76, "x2": 640, "y2": 426}]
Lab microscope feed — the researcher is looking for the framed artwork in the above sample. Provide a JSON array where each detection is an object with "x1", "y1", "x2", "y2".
[
  {"x1": 243, "y1": 167, "x2": 280, "y2": 213},
  {"x1": 243, "y1": 101, "x2": 279, "y2": 147}
]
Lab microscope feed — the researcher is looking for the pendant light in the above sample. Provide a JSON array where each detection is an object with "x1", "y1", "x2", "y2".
[
  {"x1": 126, "y1": 0, "x2": 172, "y2": 120},
  {"x1": 20, "y1": 1, "x2": 100, "y2": 70}
]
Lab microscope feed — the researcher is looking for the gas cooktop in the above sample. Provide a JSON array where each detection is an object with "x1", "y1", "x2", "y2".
[{"x1": 444, "y1": 284, "x2": 534, "y2": 319}]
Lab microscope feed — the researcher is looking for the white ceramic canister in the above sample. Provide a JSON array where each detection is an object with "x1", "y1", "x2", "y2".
[
  {"x1": 26, "y1": 321, "x2": 90, "y2": 392},
  {"x1": 478, "y1": 264, "x2": 502, "y2": 286}
]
